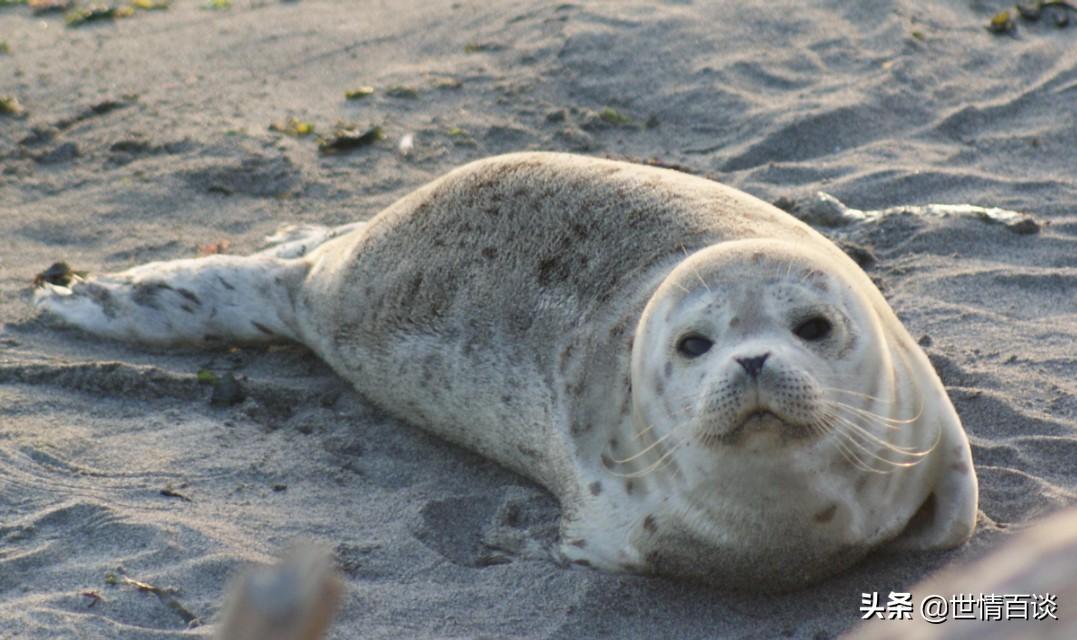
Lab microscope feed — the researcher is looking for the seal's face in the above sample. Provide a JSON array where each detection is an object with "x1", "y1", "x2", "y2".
[
  {"x1": 610, "y1": 238, "x2": 976, "y2": 590},
  {"x1": 617, "y1": 240, "x2": 914, "y2": 586},
  {"x1": 633, "y1": 241, "x2": 889, "y2": 469}
]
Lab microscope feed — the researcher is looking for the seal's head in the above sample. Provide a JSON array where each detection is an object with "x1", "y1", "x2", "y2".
[{"x1": 620, "y1": 239, "x2": 977, "y2": 589}]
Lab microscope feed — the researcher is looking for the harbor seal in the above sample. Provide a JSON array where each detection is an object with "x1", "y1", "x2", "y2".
[{"x1": 33, "y1": 152, "x2": 978, "y2": 590}]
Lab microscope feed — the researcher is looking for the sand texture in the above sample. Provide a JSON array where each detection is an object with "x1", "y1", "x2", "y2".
[{"x1": 1, "y1": 1, "x2": 1075, "y2": 638}]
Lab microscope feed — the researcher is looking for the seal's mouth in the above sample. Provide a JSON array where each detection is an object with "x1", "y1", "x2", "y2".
[
  {"x1": 740, "y1": 409, "x2": 780, "y2": 426},
  {"x1": 698, "y1": 406, "x2": 813, "y2": 447}
]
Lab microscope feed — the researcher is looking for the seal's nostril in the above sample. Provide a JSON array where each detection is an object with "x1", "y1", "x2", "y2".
[{"x1": 735, "y1": 353, "x2": 770, "y2": 378}]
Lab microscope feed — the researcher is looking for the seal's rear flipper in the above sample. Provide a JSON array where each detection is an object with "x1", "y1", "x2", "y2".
[
  {"x1": 34, "y1": 254, "x2": 309, "y2": 346},
  {"x1": 259, "y1": 222, "x2": 366, "y2": 259}
]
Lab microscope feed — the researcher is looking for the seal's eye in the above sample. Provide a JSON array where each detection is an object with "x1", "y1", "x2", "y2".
[
  {"x1": 794, "y1": 316, "x2": 832, "y2": 341},
  {"x1": 676, "y1": 334, "x2": 713, "y2": 358}
]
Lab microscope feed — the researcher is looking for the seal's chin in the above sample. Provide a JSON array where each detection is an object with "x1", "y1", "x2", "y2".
[{"x1": 699, "y1": 407, "x2": 814, "y2": 447}]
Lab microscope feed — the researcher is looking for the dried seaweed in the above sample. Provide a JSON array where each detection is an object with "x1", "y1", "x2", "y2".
[
  {"x1": 989, "y1": 1, "x2": 1075, "y2": 33},
  {"x1": 28, "y1": 0, "x2": 71, "y2": 14},
  {"x1": 988, "y1": 9, "x2": 1017, "y2": 33},
  {"x1": 344, "y1": 86, "x2": 375, "y2": 100},
  {"x1": 0, "y1": 95, "x2": 23, "y2": 117},
  {"x1": 318, "y1": 124, "x2": 383, "y2": 154},
  {"x1": 464, "y1": 42, "x2": 504, "y2": 53},
  {"x1": 197, "y1": 239, "x2": 231, "y2": 256},
  {"x1": 33, "y1": 261, "x2": 88, "y2": 287},
  {"x1": 65, "y1": 4, "x2": 134, "y2": 27},
  {"x1": 160, "y1": 484, "x2": 193, "y2": 502},
  {"x1": 433, "y1": 77, "x2": 463, "y2": 90},
  {"x1": 131, "y1": 0, "x2": 169, "y2": 9}
]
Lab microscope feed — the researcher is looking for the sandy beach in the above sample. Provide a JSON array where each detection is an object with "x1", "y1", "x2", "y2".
[{"x1": 1, "y1": 1, "x2": 1075, "y2": 638}]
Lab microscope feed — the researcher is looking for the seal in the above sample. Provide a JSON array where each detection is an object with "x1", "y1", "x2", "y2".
[{"x1": 34, "y1": 152, "x2": 978, "y2": 590}]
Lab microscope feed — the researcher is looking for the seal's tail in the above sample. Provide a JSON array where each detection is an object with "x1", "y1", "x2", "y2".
[{"x1": 34, "y1": 253, "x2": 310, "y2": 346}]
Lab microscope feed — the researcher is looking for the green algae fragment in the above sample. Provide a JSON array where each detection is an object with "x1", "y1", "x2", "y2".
[
  {"x1": 269, "y1": 116, "x2": 315, "y2": 137},
  {"x1": 598, "y1": 107, "x2": 633, "y2": 126}
]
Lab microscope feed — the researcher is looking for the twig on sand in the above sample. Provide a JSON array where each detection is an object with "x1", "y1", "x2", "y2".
[
  {"x1": 107, "y1": 570, "x2": 201, "y2": 627},
  {"x1": 80, "y1": 591, "x2": 105, "y2": 608}
]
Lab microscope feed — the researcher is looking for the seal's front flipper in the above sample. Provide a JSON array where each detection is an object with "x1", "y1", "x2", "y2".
[
  {"x1": 886, "y1": 436, "x2": 979, "y2": 551},
  {"x1": 34, "y1": 255, "x2": 309, "y2": 346}
]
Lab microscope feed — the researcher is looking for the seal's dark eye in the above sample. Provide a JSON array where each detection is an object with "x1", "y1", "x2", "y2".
[
  {"x1": 794, "y1": 316, "x2": 832, "y2": 341},
  {"x1": 676, "y1": 334, "x2": 713, "y2": 358}
]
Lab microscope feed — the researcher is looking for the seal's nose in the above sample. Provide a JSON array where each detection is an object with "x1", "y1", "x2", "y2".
[{"x1": 735, "y1": 353, "x2": 770, "y2": 378}]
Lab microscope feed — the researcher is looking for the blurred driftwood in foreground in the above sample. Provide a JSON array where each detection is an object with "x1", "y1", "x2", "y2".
[{"x1": 216, "y1": 546, "x2": 342, "y2": 640}]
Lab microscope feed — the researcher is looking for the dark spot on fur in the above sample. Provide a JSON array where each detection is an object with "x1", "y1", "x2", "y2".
[
  {"x1": 175, "y1": 287, "x2": 200, "y2": 305},
  {"x1": 251, "y1": 321, "x2": 274, "y2": 335},
  {"x1": 537, "y1": 257, "x2": 564, "y2": 287},
  {"x1": 215, "y1": 276, "x2": 235, "y2": 291},
  {"x1": 600, "y1": 454, "x2": 614, "y2": 469},
  {"x1": 519, "y1": 445, "x2": 540, "y2": 460},
  {"x1": 131, "y1": 281, "x2": 174, "y2": 309},
  {"x1": 624, "y1": 479, "x2": 635, "y2": 494},
  {"x1": 609, "y1": 437, "x2": 618, "y2": 449},
  {"x1": 645, "y1": 550, "x2": 659, "y2": 565},
  {"x1": 181, "y1": 304, "x2": 195, "y2": 314},
  {"x1": 559, "y1": 344, "x2": 574, "y2": 373},
  {"x1": 481, "y1": 246, "x2": 498, "y2": 259},
  {"x1": 654, "y1": 379, "x2": 664, "y2": 396},
  {"x1": 569, "y1": 538, "x2": 587, "y2": 548},
  {"x1": 571, "y1": 421, "x2": 591, "y2": 436},
  {"x1": 664, "y1": 361, "x2": 672, "y2": 378},
  {"x1": 729, "y1": 316, "x2": 740, "y2": 328},
  {"x1": 643, "y1": 514, "x2": 657, "y2": 533},
  {"x1": 589, "y1": 481, "x2": 602, "y2": 496},
  {"x1": 572, "y1": 559, "x2": 593, "y2": 568},
  {"x1": 84, "y1": 284, "x2": 117, "y2": 318},
  {"x1": 408, "y1": 273, "x2": 423, "y2": 298},
  {"x1": 814, "y1": 505, "x2": 837, "y2": 524}
]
